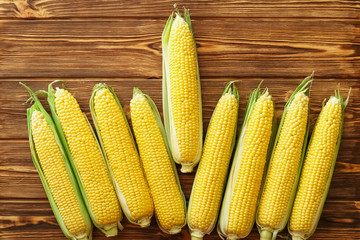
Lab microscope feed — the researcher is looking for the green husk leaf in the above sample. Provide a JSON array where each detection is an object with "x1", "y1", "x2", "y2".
[
  {"x1": 288, "y1": 87, "x2": 350, "y2": 240},
  {"x1": 162, "y1": 13, "x2": 174, "y2": 150},
  {"x1": 162, "y1": 8, "x2": 203, "y2": 173},
  {"x1": 217, "y1": 82, "x2": 277, "y2": 240},
  {"x1": 256, "y1": 74, "x2": 313, "y2": 240},
  {"x1": 188, "y1": 82, "x2": 239, "y2": 240},
  {"x1": 21, "y1": 82, "x2": 93, "y2": 240},
  {"x1": 132, "y1": 88, "x2": 187, "y2": 234},
  {"x1": 90, "y1": 83, "x2": 152, "y2": 227},
  {"x1": 183, "y1": 7, "x2": 194, "y2": 34},
  {"x1": 47, "y1": 81, "x2": 122, "y2": 237}
]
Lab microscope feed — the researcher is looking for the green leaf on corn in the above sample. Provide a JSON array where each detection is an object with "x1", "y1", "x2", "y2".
[{"x1": 21, "y1": 82, "x2": 93, "y2": 240}]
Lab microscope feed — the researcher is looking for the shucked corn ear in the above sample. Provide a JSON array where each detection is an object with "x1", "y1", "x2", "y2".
[
  {"x1": 21, "y1": 83, "x2": 92, "y2": 240},
  {"x1": 256, "y1": 75, "x2": 313, "y2": 240},
  {"x1": 90, "y1": 83, "x2": 154, "y2": 227},
  {"x1": 162, "y1": 8, "x2": 203, "y2": 173},
  {"x1": 130, "y1": 88, "x2": 186, "y2": 234},
  {"x1": 47, "y1": 81, "x2": 123, "y2": 237},
  {"x1": 218, "y1": 84, "x2": 276, "y2": 240},
  {"x1": 288, "y1": 89, "x2": 350, "y2": 240},
  {"x1": 188, "y1": 82, "x2": 239, "y2": 240}
]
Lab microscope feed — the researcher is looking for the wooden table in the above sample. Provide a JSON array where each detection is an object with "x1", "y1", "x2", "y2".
[{"x1": 0, "y1": 1, "x2": 359, "y2": 239}]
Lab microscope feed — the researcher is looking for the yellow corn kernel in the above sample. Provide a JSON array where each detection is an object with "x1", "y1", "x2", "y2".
[
  {"x1": 188, "y1": 93, "x2": 238, "y2": 239},
  {"x1": 227, "y1": 93, "x2": 274, "y2": 238},
  {"x1": 54, "y1": 89, "x2": 121, "y2": 226},
  {"x1": 289, "y1": 97, "x2": 342, "y2": 236},
  {"x1": 258, "y1": 92, "x2": 309, "y2": 229},
  {"x1": 31, "y1": 110, "x2": 87, "y2": 236},
  {"x1": 168, "y1": 14, "x2": 202, "y2": 170},
  {"x1": 93, "y1": 88, "x2": 153, "y2": 225},
  {"x1": 130, "y1": 92, "x2": 185, "y2": 234}
]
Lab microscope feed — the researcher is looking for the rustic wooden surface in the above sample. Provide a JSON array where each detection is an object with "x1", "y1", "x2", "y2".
[{"x1": 0, "y1": 1, "x2": 359, "y2": 240}]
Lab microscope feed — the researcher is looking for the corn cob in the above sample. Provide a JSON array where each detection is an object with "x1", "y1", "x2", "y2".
[
  {"x1": 21, "y1": 83, "x2": 92, "y2": 240},
  {"x1": 288, "y1": 89, "x2": 350, "y2": 240},
  {"x1": 256, "y1": 75, "x2": 313, "y2": 240},
  {"x1": 188, "y1": 82, "x2": 239, "y2": 240},
  {"x1": 90, "y1": 83, "x2": 154, "y2": 227},
  {"x1": 130, "y1": 88, "x2": 186, "y2": 234},
  {"x1": 47, "y1": 81, "x2": 123, "y2": 237},
  {"x1": 162, "y1": 8, "x2": 203, "y2": 173},
  {"x1": 218, "y1": 85, "x2": 276, "y2": 240}
]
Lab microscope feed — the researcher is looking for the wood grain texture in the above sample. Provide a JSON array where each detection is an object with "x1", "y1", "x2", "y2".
[
  {"x1": 0, "y1": 1, "x2": 359, "y2": 239},
  {"x1": 1, "y1": 199, "x2": 359, "y2": 239},
  {"x1": 0, "y1": 0, "x2": 358, "y2": 19},
  {"x1": 0, "y1": 19, "x2": 359, "y2": 78}
]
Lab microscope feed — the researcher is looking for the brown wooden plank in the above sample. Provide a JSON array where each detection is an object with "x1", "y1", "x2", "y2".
[
  {"x1": 0, "y1": 78, "x2": 358, "y2": 140},
  {"x1": 0, "y1": 0, "x2": 358, "y2": 19},
  {"x1": 0, "y1": 199, "x2": 359, "y2": 239},
  {"x1": 0, "y1": 19, "x2": 358, "y2": 79},
  {"x1": 1, "y1": 137, "x2": 358, "y2": 200}
]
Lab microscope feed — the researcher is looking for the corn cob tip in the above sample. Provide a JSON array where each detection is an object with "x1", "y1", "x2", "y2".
[
  {"x1": 180, "y1": 164, "x2": 194, "y2": 173},
  {"x1": 292, "y1": 236, "x2": 305, "y2": 240},
  {"x1": 118, "y1": 222, "x2": 124, "y2": 231},
  {"x1": 48, "y1": 79, "x2": 66, "y2": 93},
  {"x1": 172, "y1": 13, "x2": 191, "y2": 36},
  {"x1": 92, "y1": 83, "x2": 113, "y2": 96},
  {"x1": 262, "y1": 90, "x2": 271, "y2": 99},
  {"x1": 93, "y1": 82, "x2": 108, "y2": 89},
  {"x1": 260, "y1": 230, "x2": 273, "y2": 240},
  {"x1": 190, "y1": 230, "x2": 204, "y2": 240},
  {"x1": 101, "y1": 222, "x2": 123, "y2": 237},
  {"x1": 166, "y1": 226, "x2": 182, "y2": 235},
  {"x1": 289, "y1": 75, "x2": 313, "y2": 101},
  {"x1": 75, "y1": 232, "x2": 93, "y2": 240},
  {"x1": 136, "y1": 217, "x2": 151, "y2": 228},
  {"x1": 329, "y1": 96, "x2": 340, "y2": 104},
  {"x1": 133, "y1": 88, "x2": 146, "y2": 100},
  {"x1": 103, "y1": 227, "x2": 117, "y2": 237},
  {"x1": 226, "y1": 235, "x2": 240, "y2": 240}
]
